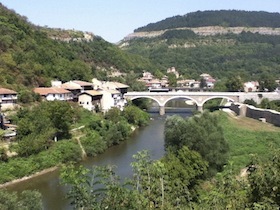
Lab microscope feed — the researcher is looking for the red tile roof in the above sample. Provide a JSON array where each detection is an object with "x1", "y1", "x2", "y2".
[
  {"x1": 0, "y1": 88, "x2": 17, "y2": 95},
  {"x1": 34, "y1": 87, "x2": 71, "y2": 96}
]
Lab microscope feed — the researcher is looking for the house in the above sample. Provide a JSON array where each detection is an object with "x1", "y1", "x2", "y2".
[
  {"x1": 177, "y1": 79, "x2": 196, "y2": 88},
  {"x1": 101, "y1": 81, "x2": 129, "y2": 95},
  {"x1": 34, "y1": 87, "x2": 73, "y2": 101},
  {"x1": 200, "y1": 73, "x2": 216, "y2": 89},
  {"x1": 78, "y1": 90, "x2": 103, "y2": 111},
  {"x1": 99, "y1": 89, "x2": 126, "y2": 112},
  {"x1": 61, "y1": 80, "x2": 94, "y2": 101},
  {"x1": 244, "y1": 81, "x2": 259, "y2": 92},
  {"x1": 0, "y1": 88, "x2": 18, "y2": 110},
  {"x1": 92, "y1": 78, "x2": 103, "y2": 90},
  {"x1": 147, "y1": 79, "x2": 162, "y2": 89}
]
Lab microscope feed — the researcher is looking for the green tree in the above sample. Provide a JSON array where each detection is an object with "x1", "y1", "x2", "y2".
[
  {"x1": 167, "y1": 73, "x2": 177, "y2": 87},
  {"x1": 200, "y1": 163, "x2": 248, "y2": 209},
  {"x1": 213, "y1": 80, "x2": 227, "y2": 92},
  {"x1": 258, "y1": 73, "x2": 277, "y2": 92},
  {"x1": 123, "y1": 105, "x2": 150, "y2": 127},
  {"x1": 248, "y1": 148, "x2": 280, "y2": 207},
  {"x1": 161, "y1": 147, "x2": 208, "y2": 207},
  {"x1": 164, "y1": 111, "x2": 229, "y2": 176},
  {"x1": 244, "y1": 98, "x2": 257, "y2": 107},
  {"x1": 225, "y1": 75, "x2": 244, "y2": 92},
  {"x1": 0, "y1": 190, "x2": 42, "y2": 210},
  {"x1": 200, "y1": 77, "x2": 207, "y2": 89}
]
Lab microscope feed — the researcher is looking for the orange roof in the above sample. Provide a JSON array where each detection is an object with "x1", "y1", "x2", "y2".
[
  {"x1": 0, "y1": 88, "x2": 17, "y2": 95},
  {"x1": 34, "y1": 87, "x2": 71, "y2": 96}
]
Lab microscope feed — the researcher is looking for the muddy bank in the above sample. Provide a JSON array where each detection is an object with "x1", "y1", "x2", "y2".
[{"x1": 0, "y1": 166, "x2": 59, "y2": 189}]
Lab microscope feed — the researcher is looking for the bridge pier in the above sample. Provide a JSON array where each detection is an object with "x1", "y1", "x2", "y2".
[
  {"x1": 159, "y1": 106, "x2": 165, "y2": 115},
  {"x1": 197, "y1": 105, "x2": 203, "y2": 112}
]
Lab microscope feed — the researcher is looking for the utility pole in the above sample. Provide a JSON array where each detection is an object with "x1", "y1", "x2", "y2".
[{"x1": 0, "y1": 98, "x2": 3, "y2": 129}]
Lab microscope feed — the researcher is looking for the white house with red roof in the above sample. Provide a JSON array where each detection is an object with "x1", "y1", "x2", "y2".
[
  {"x1": 34, "y1": 87, "x2": 73, "y2": 101},
  {"x1": 0, "y1": 88, "x2": 18, "y2": 110}
]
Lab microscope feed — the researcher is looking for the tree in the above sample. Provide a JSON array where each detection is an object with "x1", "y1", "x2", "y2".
[
  {"x1": 0, "y1": 190, "x2": 42, "y2": 210},
  {"x1": 164, "y1": 115, "x2": 188, "y2": 149},
  {"x1": 60, "y1": 164, "x2": 140, "y2": 209},
  {"x1": 123, "y1": 105, "x2": 150, "y2": 127},
  {"x1": 213, "y1": 80, "x2": 227, "y2": 92},
  {"x1": 200, "y1": 162, "x2": 248, "y2": 209},
  {"x1": 258, "y1": 73, "x2": 277, "y2": 92},
  {"x1": 161, "y1": 147, "x2": 208, "y2": 207},
  {"x1": 164, "y1": 111, "x2": 229, "y2": 177},
  {"x1": 247, "y1": 148, "x2": 280, "y2": 207},
  {"x1": 200, "y1": 77, "x2": 207, "y2": 89},
  {"x1": 167, "y1": 73, "x2": 177, "y2": 87},
  {"x1": 225, "y1": 75, "x2": 244, "y2": 92}
]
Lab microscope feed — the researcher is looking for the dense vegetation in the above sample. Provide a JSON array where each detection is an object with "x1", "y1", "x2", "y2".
[
  {"x1": 0, "y1": 190, "x2": 42, "y2": 210},
  {"x1": 0, "y1": 3, "x2": 157, "y2": 90},
  {"x1": 135, "y1": 10, "x2": 280, "y2": 32},
  {"x1": 244, "y1": 98, "x2": 280, "y2": 112},
  {"x1": 0, "y1": 101, "x2": 150, "y2": 184},
  {"x1": 60, "y1": 112, "x2": 280, "y2": 209},
  {"x1": 122, "y1": 31, "x2": 280, "y2": 81},
  {"x1": 164, "y1": 111, "x2": 229, "y2": 177}
]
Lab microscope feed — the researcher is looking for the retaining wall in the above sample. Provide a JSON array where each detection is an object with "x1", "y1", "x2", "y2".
[{"x1": 230, "y1": 103, "x2": 280, "y2": 127}]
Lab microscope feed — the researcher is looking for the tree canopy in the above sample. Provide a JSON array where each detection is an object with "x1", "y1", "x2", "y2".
[{"x1": 164, "y1": 111, "x2": 229, "y2": 176}]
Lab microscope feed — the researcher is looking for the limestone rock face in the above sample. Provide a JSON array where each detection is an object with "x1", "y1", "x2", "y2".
[{"x1": 124, "y1": 26, "x2": 280, "y2": 41}]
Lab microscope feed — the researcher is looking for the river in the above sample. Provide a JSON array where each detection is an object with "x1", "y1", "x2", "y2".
[{"x1": 7, "y1": 102, "x2": 194, "y2": 210}]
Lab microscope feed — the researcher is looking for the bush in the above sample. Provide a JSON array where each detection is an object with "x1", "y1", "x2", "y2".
[
  {"x1": 50, "y1": 140, "x2": 81, "y2": 163},
  {"x1": 80, "y1": 131, "x2": 106, "y2": 157},
  {"x1": 123, "y1": 105, "x2": 150, "y2": 127}
]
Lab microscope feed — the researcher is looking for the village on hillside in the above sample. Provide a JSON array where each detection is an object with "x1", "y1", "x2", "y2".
[
  {"x1": 0, "y1": 67, "x2": 277, "y2": 112},
  {"x1": 0, "y1": 67, "x2": 266, "y2": 113}
]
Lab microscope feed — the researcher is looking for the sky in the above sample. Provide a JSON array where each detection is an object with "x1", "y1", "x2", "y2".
[{"x1": 1, "y1": 0, "x2": 280, "y2": 43}]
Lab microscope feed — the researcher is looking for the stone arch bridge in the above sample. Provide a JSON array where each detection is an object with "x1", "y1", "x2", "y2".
[{"x1": 124, "y1": 91, "x2": 280, "y2": 115}]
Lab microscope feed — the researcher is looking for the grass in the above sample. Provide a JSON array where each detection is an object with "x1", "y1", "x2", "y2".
[{"x1": 216, "y1": 111, "x2": 280, "y2": 172}]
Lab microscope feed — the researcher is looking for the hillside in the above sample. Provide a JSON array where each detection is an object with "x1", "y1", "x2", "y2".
[
  {"x1": 135, "y1": 10, "x2": 280, "y2": 32},
  {"x1": 0, "y1": 4, "x2": 157, "y2": 90},
  {"x1": 120, "y1": 10, "x2": 280, "y2": 81}
]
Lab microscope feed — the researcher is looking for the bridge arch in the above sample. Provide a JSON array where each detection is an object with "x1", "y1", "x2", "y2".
[
  {"x1": 127, "y1": 96, "x2": 162, "y2": 107},
  {"x1": 163, "y1": 96, "x2": 199, "y2": 107},
  {"x1": 201, "y1": 96, "x2": 236, "y2": 107}
]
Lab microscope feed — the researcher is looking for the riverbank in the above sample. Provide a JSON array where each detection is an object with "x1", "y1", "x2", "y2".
[
  {"x1": 0, "y1": 166, "x2": 58, "y2": 189},
  {"x1": 217, "y1": 111, "x2": 280, "y2": 172}
]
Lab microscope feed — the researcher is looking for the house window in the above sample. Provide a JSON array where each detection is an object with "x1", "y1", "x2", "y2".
[{"x1": 53, "y1": 94, "x2": 55, "y2": 97}]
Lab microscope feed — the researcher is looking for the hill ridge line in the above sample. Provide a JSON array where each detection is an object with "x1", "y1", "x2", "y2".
[{"x1": 124, "y1": 26, "x2": 280, "y2": 40}]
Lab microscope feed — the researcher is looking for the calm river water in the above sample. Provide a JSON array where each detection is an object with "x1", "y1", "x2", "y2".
[{"x1": 7, "y1": 102, "x2": 194, "y2": 210}]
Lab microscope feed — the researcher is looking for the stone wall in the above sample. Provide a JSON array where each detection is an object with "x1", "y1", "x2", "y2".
[{"x1": 230, "y1": 103, "x2": 280, "y2": 127}]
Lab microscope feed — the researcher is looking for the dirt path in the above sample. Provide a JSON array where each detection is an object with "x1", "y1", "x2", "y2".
[{"x1": 76, "y1": 134, "x2": 87, "y2": 159}]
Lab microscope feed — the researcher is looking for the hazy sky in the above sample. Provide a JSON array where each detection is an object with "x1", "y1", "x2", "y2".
[{"x1": 1, "y1": 0, "x2": 280, "y2": 43}]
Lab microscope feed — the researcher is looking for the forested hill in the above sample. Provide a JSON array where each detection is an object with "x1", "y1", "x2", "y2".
[
  {"x1": 120, "y1": 10, "x2": 280, "y2": 81},
  {"x1": 0, "y1": 4, "x2": 156, "y2": 90},
  {"x1": 135, "y1": 10, "x2": 280, "y2": 32}
]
